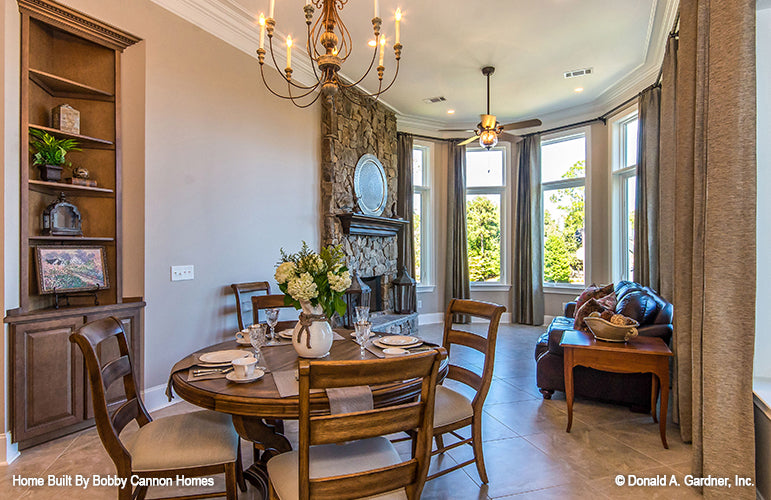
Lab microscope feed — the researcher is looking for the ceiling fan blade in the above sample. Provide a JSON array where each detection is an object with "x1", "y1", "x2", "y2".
[
  {"x1": 499, "y1": 131, "x2": 521, "y2": 143},
  {"x1": 458, "y1": 135, "x2": 479, "y2": 146},
  {"x1": 501, "y1": 118, "x2": 543, "y2": 130},
  {"x1": 439, "y1": 128, "x2": 476, "y2": 132}
]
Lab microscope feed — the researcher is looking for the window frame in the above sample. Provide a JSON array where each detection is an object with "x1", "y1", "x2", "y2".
[
  {"x1": 465, "y1": 144, "x2": 510, "y2": 289},
  {"x1": 540, "y1": 127, "x2": 591, "y2": 290},
  {"x1": 610, "y1": 108, "x2": 639, "y2": 282},
  {"x1": 412, "y1": 141, "x2": 434, "y2": 291}
]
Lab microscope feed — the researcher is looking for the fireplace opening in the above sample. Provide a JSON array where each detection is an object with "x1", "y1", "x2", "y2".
[{"x1": 361, "y1": 275, "x2": 383, "y2": 312}]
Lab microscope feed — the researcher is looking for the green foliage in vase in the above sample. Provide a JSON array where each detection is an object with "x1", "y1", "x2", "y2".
[
  {"x1": 29, "y1": 129, "x2": 81, "y2": 167},
  {"x1": 275, "y1": 241, "x2": 351, "y2": 320}
]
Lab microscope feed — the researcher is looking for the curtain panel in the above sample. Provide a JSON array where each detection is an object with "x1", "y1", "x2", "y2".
[
  {"x1": 445, "y1": 141, "x2": 470, "y2": 323},
  {"x1": 396, "y1": 133, "x2": 415, "y2": 276},
  {"x1": 512, "y1": 134, "x2": 544, "y2": 325}
]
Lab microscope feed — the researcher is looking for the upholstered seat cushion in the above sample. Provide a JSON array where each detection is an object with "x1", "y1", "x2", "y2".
[
  {"x1": 120, "y1": 410, "x2": 239, "y2": 472},
  {"x1": 267, "y1": 436, "x2": 407, "y2": 499},
  {"x1": 433, "y1": 385, "x2": 474, "y2": 428}
]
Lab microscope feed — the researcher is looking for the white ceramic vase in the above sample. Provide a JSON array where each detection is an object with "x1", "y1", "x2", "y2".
[{"x1": 292, "y1": 301, "x2": 333, "y2": 358}]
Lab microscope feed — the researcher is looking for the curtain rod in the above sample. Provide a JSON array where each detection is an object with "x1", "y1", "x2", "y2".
[{"x1": 399, "y1": 132, "x2": 454, "y2": 142}]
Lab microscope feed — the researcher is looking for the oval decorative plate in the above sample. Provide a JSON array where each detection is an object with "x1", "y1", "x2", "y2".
[{"x1": 354, "y1": 154, "x2": 387, "y2": 216}]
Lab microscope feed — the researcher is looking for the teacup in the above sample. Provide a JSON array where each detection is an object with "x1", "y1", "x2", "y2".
[
  {"x1": 232, "y1": 357, "x2": 257, "y2": 378},
  {"x1": 235, "y1": 329, "x2": 249, "y2": 342}
]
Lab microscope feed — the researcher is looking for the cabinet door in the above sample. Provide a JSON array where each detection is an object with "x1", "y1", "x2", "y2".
[
  {"x1": 12, "y1": 317, "x2": 85, "y2": 442},
  {"x1": 84, "y1": 308, "x2": 142, "y2": 418}
]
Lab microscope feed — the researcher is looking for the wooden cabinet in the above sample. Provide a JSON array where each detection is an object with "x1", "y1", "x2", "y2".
[
  {"x1": 7, "y1": 302, "x2": 144, "y2": 449},
  {"x1": 5, "y1": 1, "x2": 144, "y2": 449}
]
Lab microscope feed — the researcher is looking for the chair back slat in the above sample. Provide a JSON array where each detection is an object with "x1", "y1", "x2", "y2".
[
  {"x1": 443, "y1": 299, "x2": 505, "y2": 411},
  {"x1": 231, "y1": 281, "x2": 270, "y2": 330},
  {"x1": 251, "y1": 294, "x2": 298, "y2": 330},
  {"x1": 70, "y1": 317, "x2": 151, "y2": 474},
  {"x1": 296, "y1": 348, "x2": 445, "y2": 500},
  {"x1": 100, "y1": 355, "x2": 132, "y2": 392},
  {"x1": 309, "y1": 404, "x2": 422, "y2": 446},
  {"x1": 310, "y1": 461, "x2": 418, "y2": 500}
]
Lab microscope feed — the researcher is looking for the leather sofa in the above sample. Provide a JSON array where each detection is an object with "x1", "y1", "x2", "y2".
[{"x1": 534, "y1": 281, "x2": 673, "y2": 411}]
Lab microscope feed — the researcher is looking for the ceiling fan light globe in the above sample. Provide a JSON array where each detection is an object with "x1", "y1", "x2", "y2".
[{"x1": 479, "y1": 129, "x2": 498, "y2": 149}]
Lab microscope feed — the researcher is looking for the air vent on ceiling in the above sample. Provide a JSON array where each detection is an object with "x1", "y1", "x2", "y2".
[
  {"x1": 564, "y1": 68, "x2": 593, "y2": 79},
  {"x1": 422, "y1": 96, "x2": 447, "y2": 104}
]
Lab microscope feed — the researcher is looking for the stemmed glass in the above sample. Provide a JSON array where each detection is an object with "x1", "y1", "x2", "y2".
[
  {"x1": 248, "y1": 323, "x2": 268, "y2": 371},
  {"x1": 264, "y1": 308, "x2": 280, "y2": 345},
  {"x1": 355, "y1": 305, "x2": 370, "y2": 324},
  {"x1": 354, "y1": 321, "x2": 372, "y2": 358}
]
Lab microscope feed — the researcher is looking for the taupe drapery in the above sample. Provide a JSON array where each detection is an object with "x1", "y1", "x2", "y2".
[
  {"x1": 658, "y1": 1, "x2": 757, "y2": 496},
  {"x1": 445, "y1": 141, "x2": 470, "y2": 323},
  {"x1": 512, "y1": 134, "x2": 544, "y2": 325},
  {"x1": 396, "y1": 133, "x2": 415, "y2": 276}
]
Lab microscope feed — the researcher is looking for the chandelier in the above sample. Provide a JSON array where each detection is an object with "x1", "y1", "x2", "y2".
[{"x1": 256, "y1": 0, "x2": 403, "y2": 108}]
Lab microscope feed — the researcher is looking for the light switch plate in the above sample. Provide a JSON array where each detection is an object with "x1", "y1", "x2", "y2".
[{"x1": 171, "y1": 265, "x2": 194, "y2": 281}]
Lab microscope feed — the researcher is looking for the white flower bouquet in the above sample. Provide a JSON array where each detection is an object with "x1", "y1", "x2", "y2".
[{"x1": 275, "y1": 241, "x2": 351, "y2": 320}]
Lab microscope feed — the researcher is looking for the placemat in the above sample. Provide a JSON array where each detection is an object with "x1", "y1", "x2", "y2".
[{"x1": 365, "y1": 340, "x2": 440, "y2": 358}]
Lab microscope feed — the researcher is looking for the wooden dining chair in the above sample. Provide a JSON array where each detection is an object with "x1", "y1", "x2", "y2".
[
  {"x1": 70, "y1": 317, "x2": 245, "y2": 500},
  {"x1": 429, "y1": 298, "x2": 505, "y2": 483},
  {"x1": 266, "y1": 348, "x2": 447, "y2": 500},
  {"x1": 252, "y1": 293, "x2": 299, "y2": 332},
  {"x1": 231, "y1": 281, "x2": 271, "y2": 330}
]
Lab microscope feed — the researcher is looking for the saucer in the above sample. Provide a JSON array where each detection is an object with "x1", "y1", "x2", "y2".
[
  {"x1": 278, "y1": 329, "x2": 294, "y2": 339},
  {"x1": 235, "y1": 337, "x2": 251, "y2": 345},
  {"x1": 226, "y1": 369, "x2": 265, "y2": 383},
  {"x1": 382, "y1": 347, "x2": 407, "y2": 356}
]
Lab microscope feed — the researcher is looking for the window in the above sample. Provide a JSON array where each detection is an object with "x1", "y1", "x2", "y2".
[
  {"x1": 412, "y1": 144, "x2": 430, "y2": 285},
  {"x1": 612, "y1": 112, "x2": 638, "y2": 281},
  {"x1": 541, "y1": 132, "x2": 587, "y2": 286},
  {"x1": 465, "y1": 147, "x2": 507, "y2": 283}
]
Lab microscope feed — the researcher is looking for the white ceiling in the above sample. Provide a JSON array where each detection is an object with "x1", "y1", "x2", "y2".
[{"x1": 152, "y1": 0, "x2": 678, "y2": 132}]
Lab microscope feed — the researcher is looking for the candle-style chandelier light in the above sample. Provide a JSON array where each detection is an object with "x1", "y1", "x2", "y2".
[{"x1": 256, "y1": 0, "x2": 402, "y2": 107}]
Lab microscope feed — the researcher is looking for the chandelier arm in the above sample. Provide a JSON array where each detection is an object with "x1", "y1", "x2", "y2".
[
  {"x1": 267, "y1": 34, "x2": 318, "y2": 90},
  {"x1": 336, "y1": 39, "x2": 380, "y2": 89},
  {"x1": 304, "y1": 20, "x2": 322, "y2": 83},
  {"x1": 340, "y1": 58, "x2": 400, "y2": 97},
  {"x1": 286, "y1": 79, "x2": 323, "y2": 108},
  {"x1": 335, "y1": 8, "x2": 353, "y2": 62},
  {"x1": 259, "y1": 63, "x2": 320, "y2": 100}
]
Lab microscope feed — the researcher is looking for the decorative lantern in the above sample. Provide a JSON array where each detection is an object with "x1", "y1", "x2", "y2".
[
  {"x1": 393, "y1": 266, "x2": 416, "y2": 314},
  {"x1": 41, "y1": 192, "x2": 82, "y2": 236},
  {"x1": 343, "y1": 272, "x2": 371, "y2": 328}
]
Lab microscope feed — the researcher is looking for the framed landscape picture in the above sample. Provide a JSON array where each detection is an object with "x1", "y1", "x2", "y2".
[{"x1": 35, "y1": 246, "x2": 109, "y2": 294}]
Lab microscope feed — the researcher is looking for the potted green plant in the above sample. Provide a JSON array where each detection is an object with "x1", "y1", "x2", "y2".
[{"x1": 29, "y1": 129, "x2": 81, "y2": 182}]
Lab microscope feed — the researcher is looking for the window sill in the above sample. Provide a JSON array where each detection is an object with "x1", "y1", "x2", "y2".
[
  {"x1": 416, "y1": 285, "x2": 435, "y2": 293},
  {"x1": 544, "y1": 283, "x2": 584, "y2": 294},
  {"x1": 470, "y1": 283, "x2": 511, "y2": 292}
]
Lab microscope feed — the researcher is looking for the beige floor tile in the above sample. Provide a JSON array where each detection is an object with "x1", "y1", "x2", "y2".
[
  {"x1": 483, "y1": 399, "x2": 590, "y2": 437},
  {"x1": 496, "y1": 480, "x2": 611, "y2": 499},
  {"x1": 596, "y1": 419, "x2": 693, "y2": 466}
]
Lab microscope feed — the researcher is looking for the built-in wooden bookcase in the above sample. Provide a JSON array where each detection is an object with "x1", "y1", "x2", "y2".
[{"x1": 5, "y1": 0, "x2": 145, "y2": 449}]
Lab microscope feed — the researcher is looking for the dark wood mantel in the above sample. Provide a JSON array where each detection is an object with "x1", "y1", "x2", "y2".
[{"x1": 337, "y1": 213, "x2": 409, "y2": 237}]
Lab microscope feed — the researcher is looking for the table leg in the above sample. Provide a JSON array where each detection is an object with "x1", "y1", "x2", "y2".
[
  {"x1": 651, "y1": 373, "x2": 659, "y2": 423},
  {"x1": 231, "y1": 416, "x2": 292, "y2": 498},
  {"x1": 657, "y1": 365, "x2": 669, "y2": 449},
  {"x1": 564, "y1": 349, "x2": 574, "y2": 433}
]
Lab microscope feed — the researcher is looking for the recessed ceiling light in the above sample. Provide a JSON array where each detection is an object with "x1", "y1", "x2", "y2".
[
  {"x1": 368, "y1": 39, "x2": 377, "y2": 47},
  {"x1": 574, "y1": 87, "x2": 584, "y2": 93},
  {"x1": 447, "y1": 109, "x2": 455, "y2": 114}
]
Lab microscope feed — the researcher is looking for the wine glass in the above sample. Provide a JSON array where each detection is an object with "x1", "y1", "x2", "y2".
[
  {"x1": 354, "y1": 321, "x2": 371, "y2": 358},
  {"x1": 248, "y1": 324, "x2": 267, "y2": 371},
  {"x1": 265, "y1": 308, "x2": 280, "y2": 345},
  {"x1": 355, "y1": 305, "x2": 370, "y2": 324}
]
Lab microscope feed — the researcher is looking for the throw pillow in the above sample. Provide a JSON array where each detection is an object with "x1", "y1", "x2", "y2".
[
  {"x1": 574, "y1": 297, "x2": 609, "y2": 331},
  {"x1": 575, "y1": 283, "x2": 615, "y2": 312},
  {"x1": 596, "y1": 292, "x2": 617, "y2": 311}
]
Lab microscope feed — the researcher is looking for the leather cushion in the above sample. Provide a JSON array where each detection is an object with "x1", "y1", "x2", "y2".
[
  {"x1": 616, "y1": 290, "x2": 660, "y2": 324},
  {"x1": 120, "y1": 410, "x2": 238, "y2": 472},
  {"x1": 434, "y1": 385, "x2": 474, "y2": 428},
  {"x1": 267, "y1": 437, "x2": 407, "y2": 500}
]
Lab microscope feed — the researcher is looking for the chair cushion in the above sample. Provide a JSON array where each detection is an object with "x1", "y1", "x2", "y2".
[
  {"x1": 120, "y1": 410, "x2": 238, "y2": 472},
  {"x1": 267, "y1": 436, "x2": 407, "y2": 500},
  {"x1": 433, "y1": 385, "x2": 474, "y2": 428}
]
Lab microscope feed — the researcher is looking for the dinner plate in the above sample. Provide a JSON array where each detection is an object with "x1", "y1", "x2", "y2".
[
  {"x1": 373, "y1": 338, "x2": 422, "y2": 350},
  {"x1": 199, "y1": 350, "x2": 251, "y2": 364},
  {"x1": 235, "y1": 337, "x2": 251, "y2": 346},
  {"x1": 379, "y1": 335, "x2": 420, "y2": 347},
  {"x1": 226, "y1": 369, "x2": 265, "y2": 383},
  {"x1": 278, "y1": 329, "x2": 294, "y2": 339}
]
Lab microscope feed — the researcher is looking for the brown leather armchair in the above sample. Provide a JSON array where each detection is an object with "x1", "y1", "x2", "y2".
[{"x1": 534, "y1": 281, "x2": 673, "y2": 411}]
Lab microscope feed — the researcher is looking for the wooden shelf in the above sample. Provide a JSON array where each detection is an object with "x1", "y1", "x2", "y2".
[
  {"x1": 29, "y1": 180, "x2": 114, "y2": 196},
  {"x1": 29, "y1": 68, "x2": 114, "y2": 101},
  {"x1": 29, "y1": 235, "x2": 114, "y2": 242},
  {"x1": 337, "y1": 213, "x2": 409, "y2": 237},
  {"x1": 29, "y1": 124, "x2": 114, "y2": 149}
]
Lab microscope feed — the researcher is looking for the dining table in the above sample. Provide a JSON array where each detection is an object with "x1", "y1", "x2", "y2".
[{"x1": 169, "y1": 330, "x2": 445, "y2": 498}]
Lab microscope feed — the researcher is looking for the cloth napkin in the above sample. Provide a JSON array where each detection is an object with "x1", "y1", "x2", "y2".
[
  {"x1": 326, "y1": 386, "x2": 374, "y2": 415},
  {"x1": 272, "y1": 369, "x2": 323, "y2": 398}
]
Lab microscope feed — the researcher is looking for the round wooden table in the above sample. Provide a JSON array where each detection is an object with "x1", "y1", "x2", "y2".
[{"x1": 171, "y1": 336, "x2": 444, "y2": 497}]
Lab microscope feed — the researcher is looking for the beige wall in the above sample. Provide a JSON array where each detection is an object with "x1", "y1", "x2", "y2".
[{"x1": 1, "y1": 0, "x2": 322, "y2": 412}]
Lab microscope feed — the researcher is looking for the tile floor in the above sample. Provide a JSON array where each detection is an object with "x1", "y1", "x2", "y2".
[{"x1": 1, "y1": 322, "x2": 697, "y2": 499}]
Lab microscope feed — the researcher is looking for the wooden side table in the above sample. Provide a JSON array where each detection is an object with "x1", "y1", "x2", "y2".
[{"x1": 560, "y1": 330, "x2": 673, "y2": 448}]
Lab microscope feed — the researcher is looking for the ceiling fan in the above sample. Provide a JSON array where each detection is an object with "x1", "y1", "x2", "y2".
[{"x1": 441, "y1": 66, "x2": 542, "y2": 149}]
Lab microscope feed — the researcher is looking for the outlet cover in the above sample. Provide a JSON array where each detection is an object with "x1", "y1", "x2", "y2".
[{"x1": 171, "y1": 265, "x2": 194, "y2": 281}]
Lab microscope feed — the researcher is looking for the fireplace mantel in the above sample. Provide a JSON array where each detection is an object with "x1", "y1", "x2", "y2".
[{"x1": 337, "y1": 213, "x2": 409, "y2": 237}]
